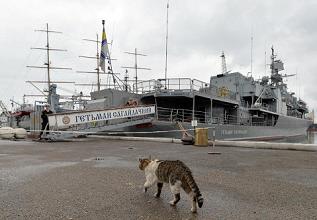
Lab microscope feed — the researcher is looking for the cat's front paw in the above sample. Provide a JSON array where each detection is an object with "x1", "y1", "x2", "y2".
[
  {"x1": 154, "y1": 193, "x2": 160, "y2": 198},
  {"x1": 169, "y1": 201, "x2": 176, "y2": 206}
]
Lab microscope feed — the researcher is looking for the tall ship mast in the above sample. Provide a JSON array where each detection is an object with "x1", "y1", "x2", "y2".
[{"x1": 26, "y1": 23, "x2": 73, "y2": 111}]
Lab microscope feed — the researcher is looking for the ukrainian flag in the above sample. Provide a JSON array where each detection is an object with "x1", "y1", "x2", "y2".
[{"x1": 100, "y1": 20, "x2": 109, "y2": 72}]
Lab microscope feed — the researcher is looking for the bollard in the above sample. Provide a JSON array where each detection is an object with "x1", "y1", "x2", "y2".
[{"x1": 194, "y1": 128, "x2": 208, "y2": 146}]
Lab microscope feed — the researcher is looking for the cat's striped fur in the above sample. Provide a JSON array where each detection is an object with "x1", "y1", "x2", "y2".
[{"x1": 139, "y1": 158, "x2": 203, "y2": 213}]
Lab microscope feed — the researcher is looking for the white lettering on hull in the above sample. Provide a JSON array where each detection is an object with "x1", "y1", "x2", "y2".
[
  {"x1": 221, "y1": 129, "x2": 248, "y2": 135},
  {"x1": 48, "y1": 105, "x2": 155, "y2": 128}
]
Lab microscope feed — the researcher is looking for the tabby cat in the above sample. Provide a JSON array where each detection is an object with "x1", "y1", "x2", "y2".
[{"x1": 138, "y1": 158, "x2": 204, "y2": 213}]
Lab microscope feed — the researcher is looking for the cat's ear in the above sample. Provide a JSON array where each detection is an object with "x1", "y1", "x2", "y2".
[{"x1": 138, "y1": 158, "x2": 142, "y2": 162}]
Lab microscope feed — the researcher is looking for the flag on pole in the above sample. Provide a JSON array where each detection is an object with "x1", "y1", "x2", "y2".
[{"x1": 99, "y1": 20, "x2": 109, "y2": 72}]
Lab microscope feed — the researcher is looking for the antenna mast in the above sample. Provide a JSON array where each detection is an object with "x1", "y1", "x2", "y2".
[
  {"x1": 164, "y1": 0, "x2": 169, "y2": 89},
  {"x1": 122, "y1": 48, "x2": 151, "y2": 93},
  {"x1": 250, "y1": 35, "x2": 253, "y2": 77},
  {"x1": 220, "y1": 51, "x2": 227, "y2": 74},
  {"x1": 264, "y1": 50, "x2": 267, "y2": 75}
]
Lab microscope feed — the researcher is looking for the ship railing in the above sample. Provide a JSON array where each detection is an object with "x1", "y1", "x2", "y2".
[
  {"x1": 212, "y1": 114, "x2": 239, "y2": 125},
  {"x1": 157, "y1": 107, "x2": 240, "y2": 125},
  {"x1": 156, "y1": 107, "x2": 274, "y2": 127},
  {"x1": 213, "y1": 114, "x2": 273, "y2": 126},
  {"x1": 135, "y1": 78, "x2": 209, "y2": 94},
  {"x1": 135, "y1": 78, "x2": 237, "y2": 101},
  {"x1": 251, "y1": 103, "x2": 275, "y2": 112},
  {"x1": 156, "y1": 107, "x2": 211, "y2": 124}
]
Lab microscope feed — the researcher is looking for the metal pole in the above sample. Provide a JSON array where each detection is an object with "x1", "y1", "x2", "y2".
[
  {"x1": 96, "y1": 34, "x2": 100, "y2": 91},
  {"x1": 164, "y1": 1, "x2": 169, "y2": 89},
  {"x1": 135, "y1": 48, "x2": 138, "y2": 93},
  {"x1": 208, "y1": 127, "x2": 221, "y2": 154},
  {"x1": 192, "y1": 95, "x2": 195, "y2": 120},
  {"x1": 192, "y1": 92, "x2": 196, "y2": 137},
  {"x1": 46, "y1": 23, "x2": 51, "y2": 91},
  {"x1": 212, "y1": 128, "x2": 215, "y2": 148},
  {"x1": 250, "y1": 36, "x2": 253, "y2": 77},
  {"x1": 154, "y1": 95, "x2": 158, "y2": 120},
  {"x1": 210, "y1": 99, "x2": 213, "y2": 124}
]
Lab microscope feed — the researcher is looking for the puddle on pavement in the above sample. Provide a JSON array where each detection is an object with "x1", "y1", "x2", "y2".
[
  {"x1": 0, "y1": 140, "x2": 34, "y2": 146},
  {"x1": 84, "y1": 156, "x2": 136, "y2": 168},
  {"x1": 0, "y1": 161, "x2": 78, "y2": 186}
]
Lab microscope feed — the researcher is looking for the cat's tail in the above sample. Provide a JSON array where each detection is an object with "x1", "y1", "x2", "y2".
[
  {"x1": 185, "y1": 173, "x2": 204, "y2": 208},
  {"x1": 196, "y1": 193, "x2": 204, "y2": 208}
]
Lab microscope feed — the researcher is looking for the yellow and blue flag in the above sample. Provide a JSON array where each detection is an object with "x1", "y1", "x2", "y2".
[{"x1": 99, "y1": 20, "x2": 109, "y2": 72}]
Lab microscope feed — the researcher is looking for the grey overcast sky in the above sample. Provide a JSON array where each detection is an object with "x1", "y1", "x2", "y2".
[{"x1": 0, "y1": 0, "x2": 316, "y2": 115}]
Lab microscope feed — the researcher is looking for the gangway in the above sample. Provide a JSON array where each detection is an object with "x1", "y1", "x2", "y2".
[
  {"x1": 0, "y1": 100, "x2": 10, "y2": 117},
  {"x1": 0, "y1": 100, "x2": 11, "y2": 126},
  {"x1": 42, "y1": 105, "x2": 156, "y2": 140},
  {"x1": 176, "y1": 121, "x2": 194, "y2": 145}
]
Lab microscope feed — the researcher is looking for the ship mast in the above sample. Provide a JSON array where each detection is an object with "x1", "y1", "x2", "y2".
[
  {"x1": 76, "y1": 21, "x2": 124, "y2": 91},
  {"x1": 77, "y1": 34, "x2": 118, "y2": 91},
  {"x1": 122, "y1": 48, "x2": 151, "y2": 93},
  {"x1": 221, "y1": 51, "x2": 227, "y2": 74},
  {"x1": 164, "y1": 0, "x2": 170, "y2": 89},
  {"x1": 26, "y1": 23, "x2": 72, "y2": 104},
  {"x1": 99, "y1": 20, "x2": 124, "y2": 90},
  {"x1": 270, "y1": 46, "x2": 295, "y2": 86},
  {"x1": 250, "y1": 35, "x2": 253, "y2": 77},
  {"x1": 77, "y1": 34, "x2": 102, "y2": 91},
  {"x1": 270, "y1": 46, "x2": 276, "y2": 75}
]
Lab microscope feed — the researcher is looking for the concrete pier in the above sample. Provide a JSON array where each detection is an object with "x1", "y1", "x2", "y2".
[
  {"x1": 90, "y1": 135, "x2": 317, "y2": 152},
  {"x1": 1, "y1": 138, "x2": 316, "y2": 219},
  {"x1": 214, "y1": 140, "x2": 317, "y2": 151}
]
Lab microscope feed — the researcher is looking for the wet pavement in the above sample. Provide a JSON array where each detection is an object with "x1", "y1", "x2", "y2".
[{"x1": 0, "y1": 138, "x2": 317, "y2": 220}]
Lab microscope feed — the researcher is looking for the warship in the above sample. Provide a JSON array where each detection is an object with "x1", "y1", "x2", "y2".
[
  {"x1": 44, "y1": 10, "x2": 313, "y2": 141},
  {"x1": 75, "y1": 46, "x2": 311, "y2": 141},
  {"x1": 0, "y1": 19, "x2": 313, "y2": 141}
]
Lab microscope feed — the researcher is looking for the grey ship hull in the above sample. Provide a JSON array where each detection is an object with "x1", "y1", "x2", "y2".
[
  {"x1": 120, "y1": 114, "x2": 311, "y2": 140},
  {"x1": 88, "y1": 88, "x2": 312, "y2": 140}
]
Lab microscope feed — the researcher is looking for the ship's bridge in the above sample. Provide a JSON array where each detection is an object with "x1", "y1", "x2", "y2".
[{"x1": 137, "y1": 78, "x2": 239, "y2": 125}]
